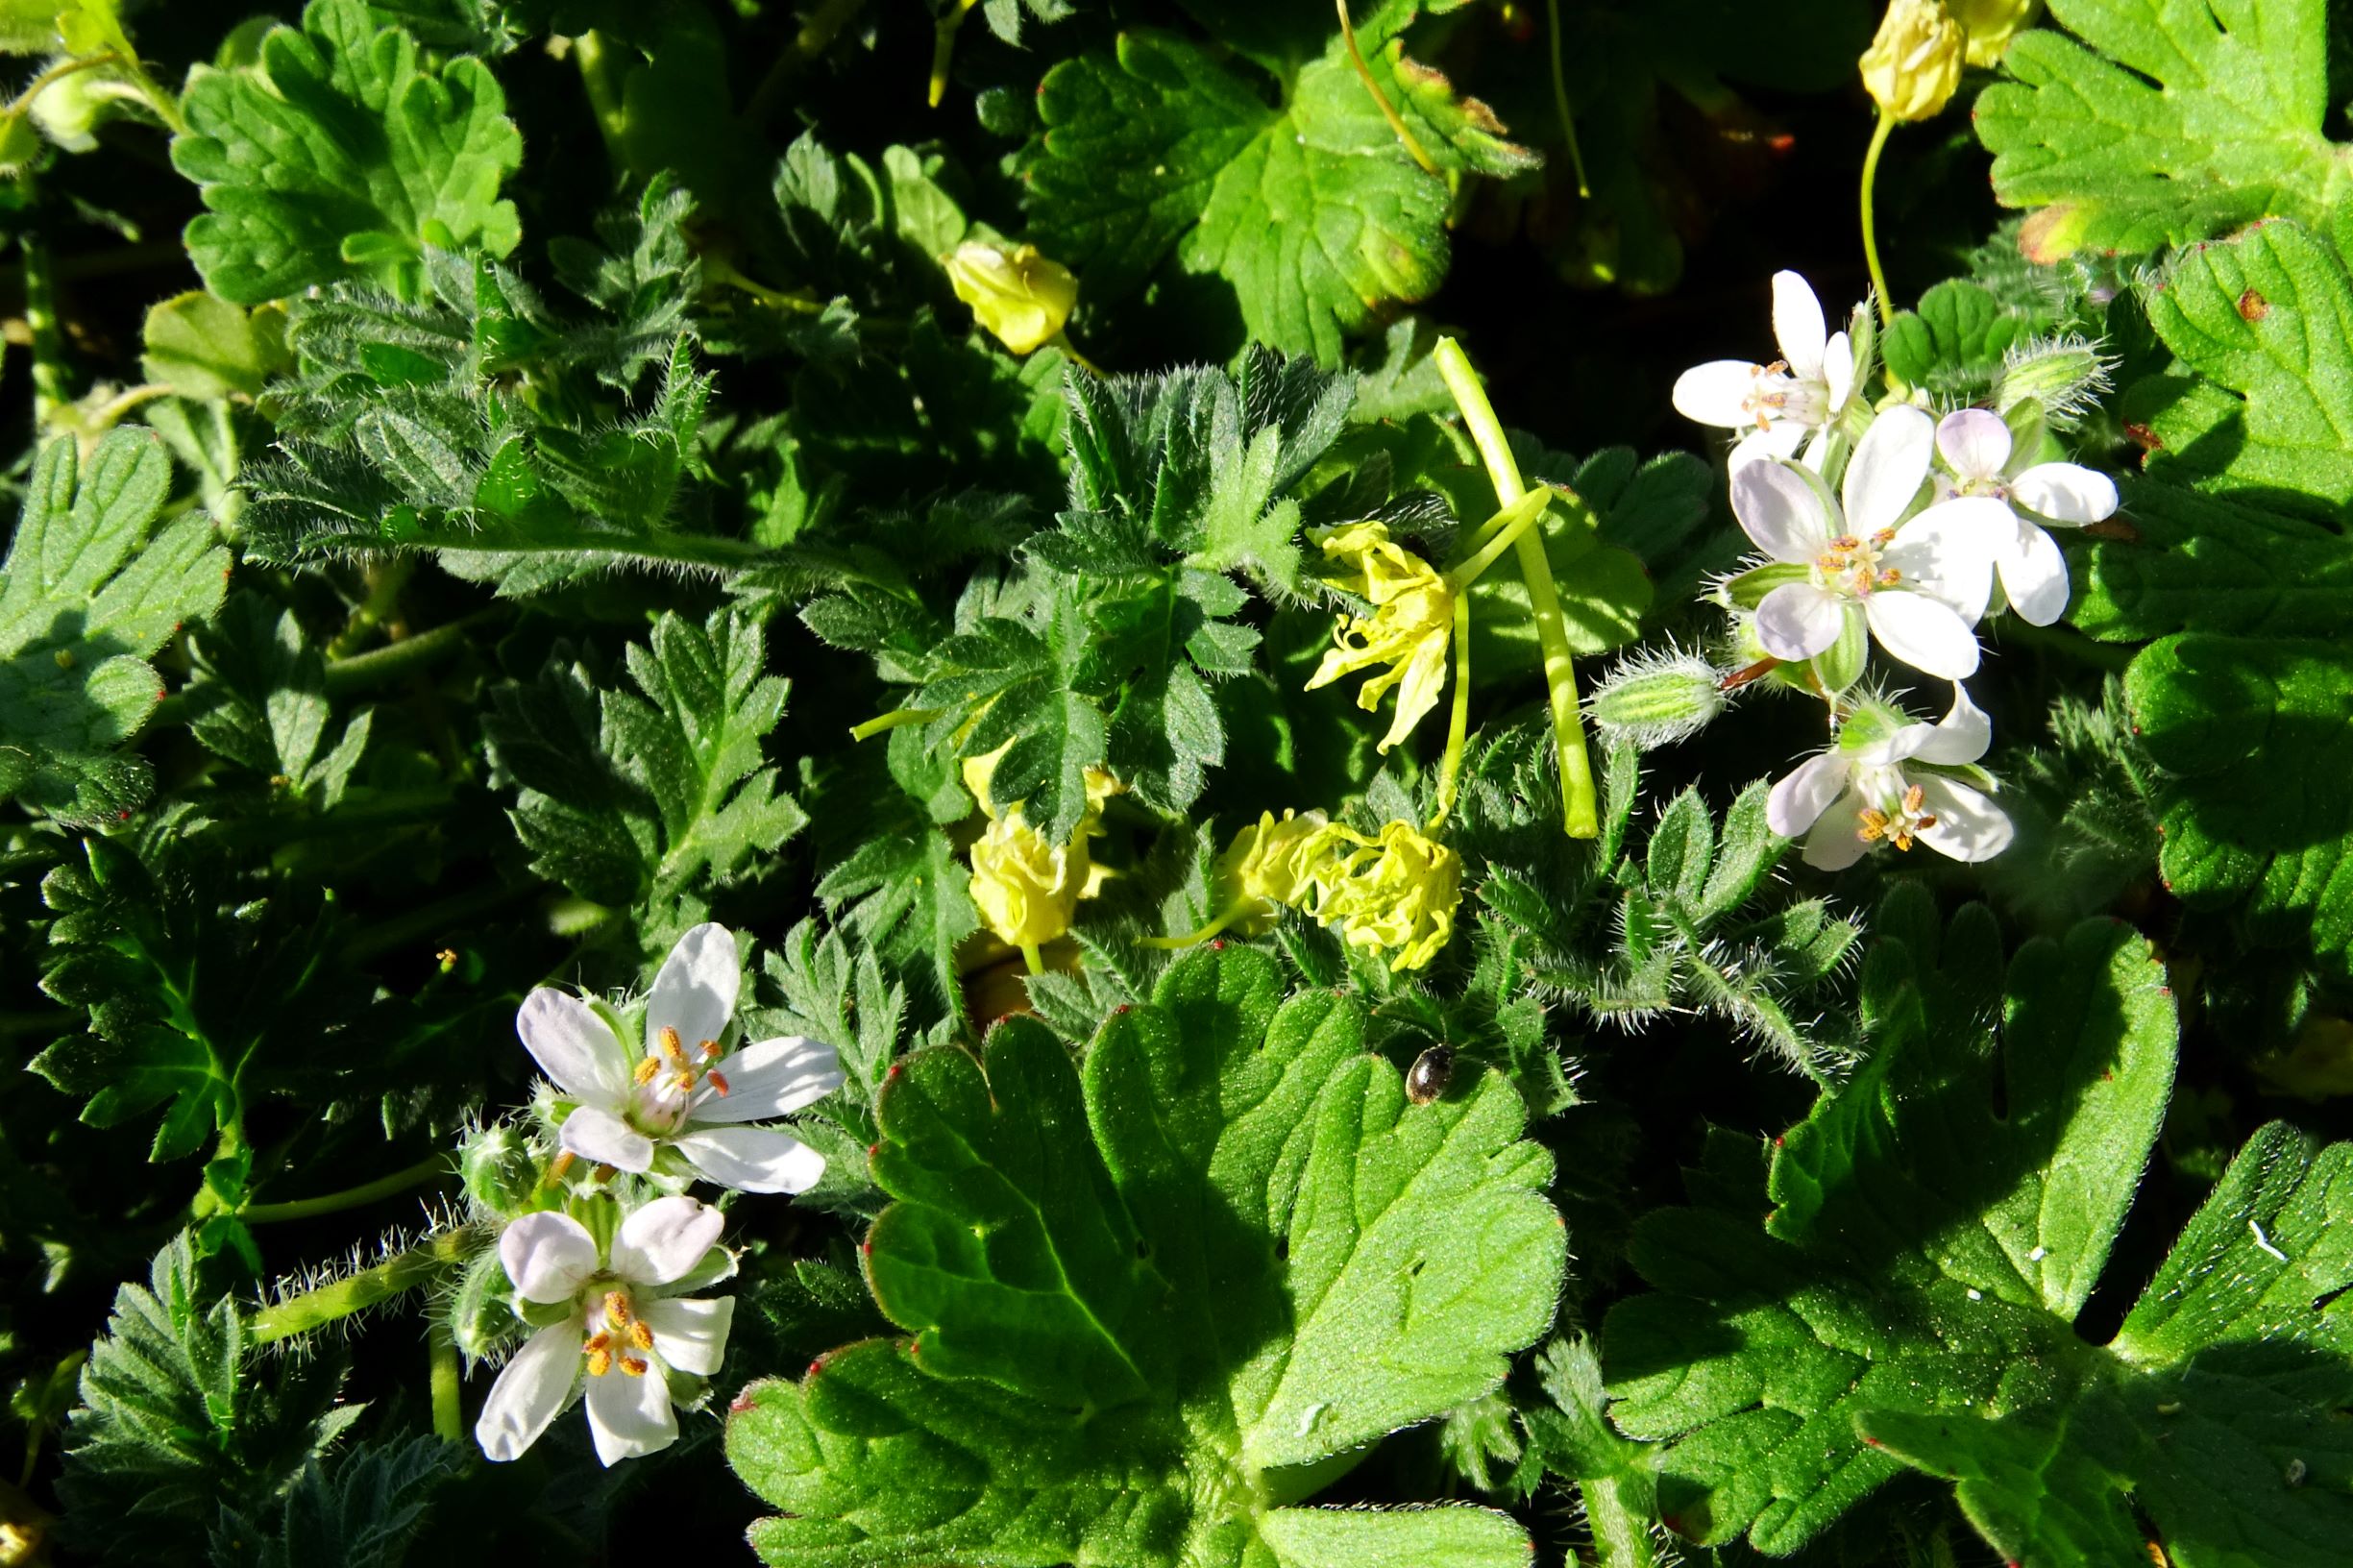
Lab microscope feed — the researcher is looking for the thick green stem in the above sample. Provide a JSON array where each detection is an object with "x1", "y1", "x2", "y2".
[
  {"x1": 22, "y1": 227, "x2": 69, "y2": 433},
  {"x1": 429, "y1": 1316, "x2": 463, "y2": 1442},
  {"x1": 1019, "y1": 943, "x2": 1045, "y2": 976},
  {"x1": 1859, "y1": 109, "x2": 1897, "y2": 328},
  {"x1": 849, "y1": 705, "x2": 944, "y2": 743},
  {"x1": 1428, "y1": 593, "x2": 1473, "y2": 829},
  {"x1": 1443, "y1": 490, "x2": 1553, "y2": 592},
  {"x1": 325, "y1": 612, "x2": 495, "y2": 696},
  {"x1": 250, "y1": 1229, "x2": 482, "y2": 1344},
  {"x1": 1433, "y1": 338, "x2": 1599, "y2": 840},
  {"x1": 929, "y1": 0, "x2": 980, "y2": 108},
  {"x1": 327, "y1": 557, "x2": 416, "y2": 659},
  {"x1": 240, "y1": 1154, "x2": 452, "y2": 1224},
  {"x1": 572, "y1": 31, "x2": 630, "y2": 174}
]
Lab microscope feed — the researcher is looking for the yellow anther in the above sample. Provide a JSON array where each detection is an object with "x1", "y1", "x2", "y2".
[
  {"x1": 671, "y1": 1069, "x2": 697, "y2": 1092},
  {"x1": 585, "y1": 1345, "x2": 612, "y2": 1378},
  {"x1": 603, "y1": 1290, "x2": 633, "y2": 1331},
  {"x1": 543, "y1": 1150, "x2": 576, "y2": 1187},
  {"x1": 658, "y1": 1026, "x2": 687, "y2": 1063},
  {"x1": 628, "y1": 1320, "x2": 655, "y2": 1351},
  {"x1": 633, "y1": 1055, "x2": 661, "y2": 1085},
  {"x1": 620, "y1": 1356, "x2": 650, "y2": 1378},
  {"x1": 698, "y1": 1039, "x2": 722, "y2": 1061}
]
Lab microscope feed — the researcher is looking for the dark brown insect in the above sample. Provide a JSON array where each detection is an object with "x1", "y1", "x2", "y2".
[{"x1": 1406, "y1": 1045, "x2": 1455, "y2": 1105}]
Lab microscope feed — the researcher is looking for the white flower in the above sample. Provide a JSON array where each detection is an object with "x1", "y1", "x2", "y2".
[
  {"x1": 1913, "y1": 407, "x2": 2119, "y2": 626},
  {"x1": 475, "y1": 1195, "x2": 736, "y2": 1466},
  {"x1": 1767, "y1": 684, "x2": 2014, "y2": 870},
  {"x1": 1672, "y1": 271, "x2": 1863, "y2": 468},
  {"x1": 518, "y1": 923, "x2": 843, "y2": 1193},
  {"x1": 1732, "y1": 404, "x2": 1990, "y2": 680}
]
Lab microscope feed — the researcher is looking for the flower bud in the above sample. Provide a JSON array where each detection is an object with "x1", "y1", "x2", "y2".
[
  {"x1": 1949, "y1": 0, "x2": 2039, "y2": 67},
  {"x1": 450, "y1": 1250, "x2": 525, "y2": 1361},
  {"x1": 459, "y1": 1120, "x2": 542, "y2": 1220},
  {"x1": 1586, "y1": 649, "x2": 1728, "y2": 750},
  {"x1": 1993, "y1": 332, "x2": 2115, "y2": 430},
  {"x1": 944, "y1": 241, "x2": 1078, "y2": 355},
  {"x1": 1860, "y1": 0, "x2": 1964, "y2": 122}
]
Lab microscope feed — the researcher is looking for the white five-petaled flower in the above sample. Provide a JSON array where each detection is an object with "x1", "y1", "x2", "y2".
[
  {"x1": 475, "y1": 1195, "x2": 736, "y2": 1466},
  {"x1": 1733, "y1": 404, "x2": 1990, "y2": 680},
  {"x1": 519, "y1": 923, "x2": 844, "y2": 1193},
  {"x1": 1673, "y1": 271, "x2": 1862, "y2": 469},
  {"x1": 1767, "y1": 684, "x2": 2014, "y2": 870},
  {"x1": 1914, "y1": 407, "x2": 2119, "y2": 626}
]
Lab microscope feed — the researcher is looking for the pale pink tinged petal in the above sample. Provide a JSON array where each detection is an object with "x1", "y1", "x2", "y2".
[
  {"x1": 612, "y1": 1195, "x2": 725, "y2": 1286},
  {"x1": 1673, "y1": 361, "x2": 1764, "y2": 428},
  {"x1": 1772, "y1": 271, "x2": 1828, "y2": 377},
  {"x1": 1884, "y1": 521, "x2": 1993, "y2": 624},
  {"x1": 1729, "y1": 421, "x2": 1808, "y2": 470},
  {"x1": 584, "y1": 1358, "x2": 676, "y2": 1466},
  {"x1": 1731, "y1": 459, "x2": 1830, "y2": 562},
  {"x1": 2000, "y1": 523, "x2": 2072, "y2": 626},
  {"x1": 1934, "y1": 408, "x2": 2012, "y2": 481},
  {"x1": 1907, "y1": 496, "x2": 2020, "y2": 562},
  {"x1": 1802, "y1": 789, "x2": 1875, "y2": 870},
  {"x1": 1841, "y1": 404, "x2": 1934, "y2": 533},
  {"x1": 1865, "y1": 592, "x2": 1983, "y2": 679},
  {"x1": 1768, "y1": 753, "x2": 1853, "y2": 837},
  {"x1": 2009, "y1": 461, "x2": 2119, "y2": 526},
  {"x1": 516, "y1": 990, "x2": 625, "y2": 1102},
  {"x1": 1823, "y1": 331, "x2": 1855, "y2": 413},
  {"x1": 1913, "y1": 775, "x2": 2016, "y2": 863},
  {"x1": 1754, "y1": 582, "x2": 1846, "y2": 660},
  {"x1": 500, "y1": 1212, "x2": 600, "y2": 1304},
  {"x1": 641, "y1": 1295, "x2": 734, "y2": 1377},
  {"x1": 475, "y1": 1320, "x2": 581, "y2": 1461},
  {"x1": 1909, "y1": 683, "x2": 1995, "y2": 766},
  {"x1": 647, "y1": 922, "x2": 741, "y2": 1052},
  {"x1": 693, "y1": 1036, "x2": 846, "y2": 1124},
  {"x1": 674, "y1": 1125, "x2": 828, "y2": 1195},
  {"x1": 558, "y1": 1105, "x2": 657, "y2": 1174}
]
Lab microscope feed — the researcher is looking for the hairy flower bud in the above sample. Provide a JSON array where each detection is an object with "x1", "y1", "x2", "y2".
[
  {"x1": 1860, "y1": 0, "x2": 1964, "y2": 122},
  {"x1": 459, "y1": 1120, "x2": 544, "y2": 1220},
  {"x1": 1949, "y1": 0, "x2": 2039, "y2": 66},
  {"x1": 1586, "y1": 648, "x2": 1728, "y2": 749},
  {"x1": 944, "y1": 241, "x2": 1078, "y2": 355},
  {"x1": 451, "y1": 1249, "x2": 525, "y2": 1361},
  {"x1": 1992, "y1": 332, "x2": 2116, "y2": 429}
]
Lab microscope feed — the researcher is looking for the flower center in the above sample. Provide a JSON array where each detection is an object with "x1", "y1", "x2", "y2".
[
  {"x1": 1742, "y1": 360, "x2": 1828, "y2": 429},
  {"x1": 1857, "y1": 781, "x2": 1939, "y2": 852},
  {"x1": 1812, "y1": 527, "x2": 1900, "y2": 599},
  {"x1": 626, "y1": 1025, "x2": 727, "y2": 1135},
  {"x1": 582, "y1": 1286, "x2": 654, "y2": 1378}
]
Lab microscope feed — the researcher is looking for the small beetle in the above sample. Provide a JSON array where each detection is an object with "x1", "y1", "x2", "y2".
[{"x1": 1406, "y1": 1044, "x2": 1455, "y2": 1105}]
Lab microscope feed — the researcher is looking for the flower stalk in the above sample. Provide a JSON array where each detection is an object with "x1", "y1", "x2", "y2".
[
  {"x1": 250, "y1": 1228, "x2": 486, "y2": 1345},
  {"x1": 1860, "y1": 109, "x2": 1898, "y2": 328},
  {"x1": 238, "y1": 1152, "x2": 453, "y2": 1225}
]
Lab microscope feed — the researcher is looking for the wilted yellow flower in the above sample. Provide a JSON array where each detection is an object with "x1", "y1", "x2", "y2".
[
  {"x1": 1319, "y1": 820, "x2": 1462, "y2": 972},
  {"x1": 1949, "y1": 0, "x2": 2038, "y2": 66},
  {"x1": 1211, "y1": 810, "x2": 1350, "y2": 934},
  {"x1": 1304, "y1": 522, "x2": 1455, "y2": 753},
  {"x1": 1860, "y1": 0, "x2": 1963, "y2": 122},
  {"x1": 944, "y1": 241, "x2": 1078, "y2": 355},
  {"x1": 966, "y1": 763, "x2": 1122, "y2": 951}
]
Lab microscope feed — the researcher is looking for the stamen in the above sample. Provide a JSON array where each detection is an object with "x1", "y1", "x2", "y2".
[
  {"x1": 707, "y1": 1069, "x2": 731, "y2": 1097},
  {"x1": 603, "y1": 1289, "x2": 633, "y2": 1331},
  {"x1": 672, "y1": 1069, "x2": 697, "y2": 1092},
  {"x1": 659, "y1": 1025, "x2": 687, "y2": 1063},
  {"x1": 633, "y1": 1056, "x2": 661, "y2": 1085},
  {"x1": 620, "y1": 1356, "x2": 650, "y2": 1378},
  {"x1": 543, "y1": 1150, "x2": 576, "y2": 1187},
  {"x1": 628, "y1": 1320, "x2": 655, "y2": 1351},
  {"x1": 586, "y1": 1345, "x2": 612, "y2": 1377},
  {"x1": 698, "y1": 1039, "x2": 722, "y2": 1061}
]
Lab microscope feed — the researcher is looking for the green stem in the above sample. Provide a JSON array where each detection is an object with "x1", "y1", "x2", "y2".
[
  {"x1": 704, "y1": 253, "x2": 829, "y2": 314},
  {"x1": 1432, "y1": 337, "x2": 1599, "y2": 840},
  {"x1": 849, "y1": 705, "x2": 944, "y2": 743},
  {"x1": 250, "y1": 1229, "x2": 483, "y2": 1344},
  {"x1": 1139, "y1": 898, "x2": 1257, "y2": 949},
  {"x1": 1019, "y1": 943, "x2": 1044, "y2": 976},
  {"x1": 1859, "y1": 109, "x2": 1897, "y2": 328},
  {"x1": 572, "y1": 31, "x2": 630, "y2": 174},
  {"x1": 1541, "y1": 0, "x2": 1592, "y2": 198},
  {"x1": 22, "y1": 224, "x2": 69, "y2": 433},
  {"x1": 1336, "y1": 0, "x2": 1438, "y2": 176},
  {"x1": 929, "y1": 0, "x2": 980, "y2": 108},
  {"x1": 1442, "y1": 490, "x2": 1553, "y2": 592},
  {"x1": 429, "y1": 1316, "x2": 462, "y2": 1442},
  {"x1": 324, "y1": 612, "x2": 495, "y2": 696},
  {"x1": 240, "y1": 1154, "x2": 452, "y2": 1224},
  {"x1": 327, "y1": 557, "x2": 416, "y2": 659},
  {"x1": 1428, "y1": 594, "x2": 1473, "y2": 829}
]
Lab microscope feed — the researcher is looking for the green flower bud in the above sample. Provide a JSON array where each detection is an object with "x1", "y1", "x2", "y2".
[
  {"x1": 450, "y1": 1249, "x2": 524, "y2": 1361},
  {"x1": 1993, "y1": 332, "x2": 2116, "y2": 430},
  {"x1": 1586, "y1": 649, "x2": 1728, "y2": 749},
  {"x1": 459, "y1": 1120, "x2": 543, "y2": 1220}
]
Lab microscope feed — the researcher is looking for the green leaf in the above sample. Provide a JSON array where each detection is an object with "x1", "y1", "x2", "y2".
[
  {"x1": 726, "y1": 945, "x2": 1565, "y2": 1568},
  {"x1": 141, "y1": 292, "x2": 291, "y2": 402},
  {"x1": 1881, "y1": 279, "x2": 2044, "y2": 402},
  {"x1": 173, "y1": 0, "x2": 523, "y2": 305},
  {"x1": 1975, "y1": 0, "x2": 2353, "y2": 258},
  {"x1": 210, "y1": 1434, "x2": 463, "y2": 1568},
  {"x1": 59, "y1": 1235, "x2": 363, "y2": 1565},
  {"x1": 184, "y1": 593, "x2": 373, "y2": 810},
  {"x1": 0, "y1": 431, "x2": 228, "y2": 826},
  {"x1": 1028, "y1": 27, "x2": 1525, "y2": 362}
]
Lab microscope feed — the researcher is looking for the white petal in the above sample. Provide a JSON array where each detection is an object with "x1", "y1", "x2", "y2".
[
  {"x1": 693, "y1": 1036, "x2": 846, "y2": 1124},
  {"x1": 559, "y1": 1105, "x2": 656, "y2": 1174},
  {"x1": 612, "y1": 1194, "x2": 726, "y2": 1286},
  {"x1": 1934, "y1": 408, "x2": 2011, "y2": 480},
  {"x1": 1768, "y1": 753, "x2": 1852, "y2": 838},
  {"x1": 585, "y1": 1358, "x2": 676, "y2": 1466},
  {"x1": 2010, "y1": 461, "x2": 2118, "y2": 526},
  {"x1": 475, "y1": 1319, "x2": 581, "y2": 1462},
  {"x1": 1883, "y1": 518, "x2": 1993, "y2": 624},
  {"x1": 1865, "y1": 592, "x2": 1982, "y2": 679},
  {"x1": 1754, "y1": 582, "x2": 1847, "y2": 660},
  {"x1": 641, "y1": 1294, "x2": 735, "y2": 1377},
  {"x1": 1841, "y1": 404, "x2": 1933, "y2": 534},
  {"x1": 1729, "y1": 421, "x2": 1808, "y2": 470},
  {"x1": 1673, "y1": 360, "x2": 1767, "y2": 428},
  {"x1": 516, "y1": 990, "x2": 625, "y2": 1102},
  {"x1": 647, "y1": 922, "x2": 741, "y2": 1052},
  {"x1": 674, "y1": 1125, "x2": 828, "y2": 1195},
  {"x1": 1909, "y1": 495, "x2": 2020, "y2": 560},
  {"x1": 1823, "y1": 331, "x2": 1854, "y2": 413},
  {"x1": 500, "y1": 1213, "x2": 600, "y2": 1304},
  {"x1": 1730, "y1": 460, "x2": 1829, "y2": 563},
  {"x1": 2000, "y1": 523, "x2": 2072, "y2": 626},
  {"x1": 1904, "y1": 683, "x2": 1994, "y2": 766},
  {"x1": 1802, "y1": 789, "x2": 1875, "y2": 870},
  {"x1": 1913, "y1": 774, "x2": 2015, "y2": 863},
  {"x1": 1772, "y1": 271, "x2": 1827, "y2": 377}
]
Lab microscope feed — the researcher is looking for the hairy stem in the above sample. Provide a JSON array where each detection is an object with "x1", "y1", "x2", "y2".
[
  {"x1": 429, "y1": 1316, "x2": 463, "y2": 1442},
  {"x1": 250, "y1": 1228, "x2": 484, "y2": 1344}
]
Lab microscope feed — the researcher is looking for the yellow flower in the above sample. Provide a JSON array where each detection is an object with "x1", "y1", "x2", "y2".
[
  {"x1": 1860, "y1": 0, "x2": 1964, "y2": 122},
  {"x1": 944, "y1": 241, "x2": 1078, "y2": 355},
  {"x1": 1318, "y1": 820, "x2": 1461, "y2": 972},
  {"x1": 1304, "y1": 522, "x2": 1455, "y2": 753},
  {"x1": 1949, "y1": 0, "x2": 2038, "y2": 66},
  {"x1": 1212, "y1": 810, "x2": 1350, "y2": 934},
  {"x1": 965, "y1": 761, "x2": 1123, "y2": 950}
]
